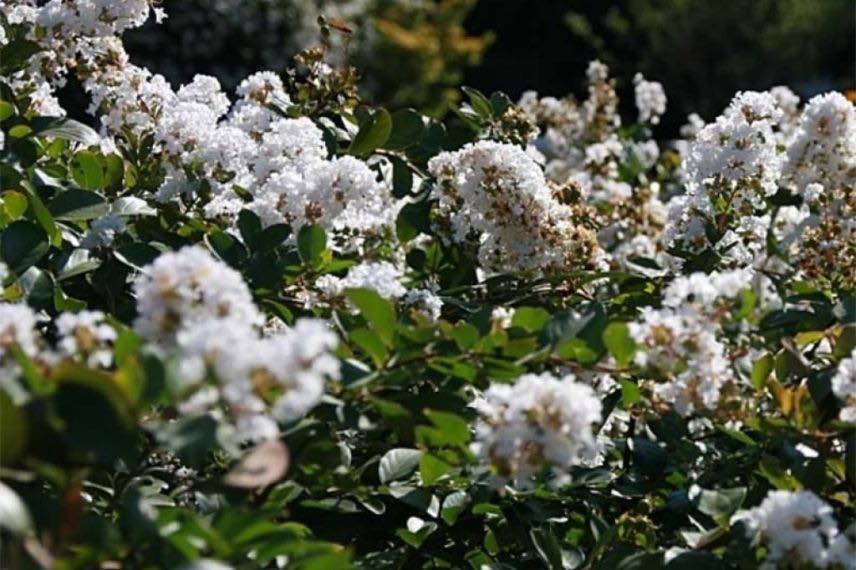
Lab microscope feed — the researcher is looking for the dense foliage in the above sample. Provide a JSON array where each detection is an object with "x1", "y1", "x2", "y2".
[{"x1": 0, "y1": 2, "x2": 854, "y2": 569}]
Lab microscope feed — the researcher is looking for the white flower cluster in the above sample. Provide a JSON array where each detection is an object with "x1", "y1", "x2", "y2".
[
  {"x1": 633, "y1": 73, "x2": 667, "y2": 125},
  {"x1": 175, "y1": 318, "x2": 339, "y2": 442},
  {"x1": 401, "y1": 287, "x2": 444, "y2": 322},
  {"x1": 55, "y1": 310, "x2": 117, "y2": 368},
  {"x1": 80, "y1": 214, "x2": 127, "y2": 249},
  {"x1": 784, "y1": 92, "x2": 856, "y2": 198},
  {"x1": 133, "y1": 246, "x2": 261, "y2": 344},
  {"x1": 0, "y1": 303, "x2": 120, "y2": 400},
  {"x1": 428, "y1": 141, "x2": 601, "y2": 276},
  {"x1": 472, "y1": 372, "x2": 602, "y2": 488},
  {"x1": 0, "y1": 303, "x2": 42, "y2": 394},
  {"x1": 133, "y1": 246, "x2": 339, "y2": 441},
  {"x1": 1, "y1": 0, "x2": 159, "y2": 117},
  {"x1": 665, "y1": 88, "x2": 855, "y2": 275},
  {"x1": 665, "y1": 91, "x2": 785, "y2": 267},
  {"x1": 316, "y1": 261, "x2": 407, "y2": 300},
  {"x1": 518, "y1": 61, "x2": 668, "y2": 271},
  {"x1": 831, "y1": 349, "x2": 856, "y2": 423},
  {"x1": 3, "y1": 3, "x2": 400, "y2": 255},
  {"x1": 629, "y1": 269, "x2": 755, "y2": 415},
  {"x1": 736, "y1": 490, "x2": 853, "y2": 569}
]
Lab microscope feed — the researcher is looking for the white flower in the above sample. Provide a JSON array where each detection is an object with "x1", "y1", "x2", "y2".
[
  {"x1": 0, "y1": 302, "x2": 40, "y2": 359},
  {"x1": 316, "y1": 261, "x2": 406, "y2": 300},
  {"x1": 784, "y1": 92, "x2": 856, "y2": 197},
  {"x1": 0, "y1": 302, "x2": 43, "y2": 402},
  {"x1": 633, "y1": 73, "x2": 667, "y2": 125},
  {"x1": 176, "y1": 74, "x2": 230, "y2": 118},
  {"x1": 736, "y1": 490, "x2": 847, "y2": 569},
  {"x1": 629, "y1": 305, "x2": 731, "y2": 416},
  {"x1": 55, "y1": 310, "x2": 117, "y2": 368},
  {"x1": 428, "y1": 141, "x2": 600, "y2": 276},
  {"x1": 472, "y1": 372, "x2": 602, "y2": 487},
  {"x1": 490, "y1": 307, "x2": 515, "y2": 328},
  {"x1": 235, "y1": 71, "x2": 289, "y2": 107},
  {"x1": 175, "y1": 318, "x2": 339, "y2": 440},
  {"x1": 81, "y1": 214, "x2": 126, "y2": 249},
  {"x1": 831, "y1": 349, "x2": 856, "y2": 423},
  {"x1": 402, "y1": 288, "x2": 444, "y2": 321},
  {"x1": 133, "y1": 246, "x2": 260, "y2": 343}
]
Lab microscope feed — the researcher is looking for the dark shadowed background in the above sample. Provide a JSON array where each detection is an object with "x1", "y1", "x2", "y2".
[{"x1": 64, "y1": 0, "x2": 854, "y2": 137}]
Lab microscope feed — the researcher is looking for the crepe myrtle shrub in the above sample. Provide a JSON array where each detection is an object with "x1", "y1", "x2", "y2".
[{"x1": 0, "y1": 3, "x2": 854, "y2": 569}]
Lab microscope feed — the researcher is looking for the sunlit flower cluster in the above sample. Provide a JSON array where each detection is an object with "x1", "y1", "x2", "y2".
[
  {"x1": 472, "y1": 372, "x2": 602, "y2": 488},
  {"x1": 736, "y1": 490, "x2": 853, "y2": 569},
  {"x1": 428, "y1": 141, "x2": 602, "y2": 276},
  {"x1": 831, "y1": 349, "x2": 856, "y2": 423},
  {"x1": 629, "y1": 269, "x2": 756, "y2": 415},
  {"x1": 133, "y1": 246, "x2": 339, "y2": 441}
]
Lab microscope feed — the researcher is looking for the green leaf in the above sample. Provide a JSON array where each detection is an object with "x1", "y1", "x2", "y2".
[
  {"x1": 556, "y1": 337, "x2": 599, "y2": 365},
  {"x1": 297, "y1": 223, "x2": 327, "y2": 265},
  {"x1": 0, "y1": 101, "x2": 14, "y2": 123},
  {"x1": 774, "y1": 348, "x2": 808, "y2": 383},
  {"x1": 620, "y1": 379, "x2": 642, "y2": 408},
  {"x1": 530, "y1": 527, "x2": 564, "y2": 570},
  {"x1": 0, "y1": 390, "x2": 27, "y2": 466},
  {"x1": 386, "y1": 109, "x2": 425, "y2": 150},
  {"x1": 71, "y1": 150, "x2": 104, "y2": 190},
  {"x1": 751, "y1": 352, "x2": 774, "y2": 391},
  {"x1": 0, "y1": 482, "x2": 33, "y2": 536},
  {"x1": 834, "y1": 325, "x2": 856, "y2": 359},
  {"x1": 419, "y1": 454, "x2": 452, "y2": 485},
  {"x1": 48, "y1": 189, "x2": 108, "y2": 221},
  {"x1": 257, "y1": 224, "x2": 291, "y2": 251},
  {"x1": 666, "y1": 551, "x2": 723, "y2": 569},
  {"x1": 462, "y1": 87, "x2": 493, "y2": 119},
  {"x1": 693, "y1": 487, "x2": 746, "y2": 525},
  {"x1": 391, "y1": 156, "x2": 414, "y2": 198},
  {"x1": 102, "y1": 153, "x2": 125, "y2": 192},
  {"x1": 349, "y1": 328, "x2": 389, "y2": 368},
  {"x1": 0, "y1": 39, "x2": 41, "y2": 74},
  {"x1": 19, "y1": 267, "x2": 52, "y2": 310},
  {"x1": 2, "y1": 191, "x2": 28, "y2": 220},
  {"x1": 108, "y1": 196, "x2": 156, "y2": 216},
  {"x1": 379, "y1": 448, "x2": 423, "y2": 484},
  {"x1": 156, "y1": 415, "x2": 219, "y2": 468},
  {"x1": 345, "y1": 288, "x2": 397, "y2": 347},
  {"x1": 22, "y1": 184, "x2": 60, "y2": 246},
  {"x1": 29, "y1": 116, "x2": 100, "y2": 146},
  {"x1": 206, "y1": 230, "x2": 247, "y2": 268},
  {"x1": 603, "y1": 322, "x2": 636, "y2": 367},
  {"x1": 1, "y1": 220, "x2": 49, "y2": 274},
  {"x1": 349, "y1": 108, "x2": 392, "y2": 156},
  {"x1": 441, "y1": 491, "x2": 470, "y2": 525},
  {"x1": 415, "y1": 409, "x2": 471, "y2": 447},
  {"x1": 511, "y1": 306, "x2": 550, "y2": 333},
  {"x1": 53, "y1": 367, "x2": 137, "y2": 465},
  {"x1": 631, "y1": 437, "x2": 667, "y2": 478}
]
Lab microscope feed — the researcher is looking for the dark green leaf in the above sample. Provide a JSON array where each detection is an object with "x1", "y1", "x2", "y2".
[
  {"x1": 1, "y1": 220, "x2": 49, "y2": 273},
  {"x1": 349, "y1": 108, "x2": 392, "y2": 157}
]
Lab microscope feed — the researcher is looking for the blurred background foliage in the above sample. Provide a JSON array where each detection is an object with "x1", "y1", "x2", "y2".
[
  {"x1": 124, "y1": 0, "x2": 491, "y2": 116},
  {"x1": 112, "y1": 0, "x2": 853, "y2": 136}
]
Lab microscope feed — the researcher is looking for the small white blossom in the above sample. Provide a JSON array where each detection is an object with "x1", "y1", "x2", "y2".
[
  {"x1": 428, "y1": 141, "x2": 601, "y2": 276},
  {"x1": 81, "y1": 214, "x2": 126, "y2": 249},
  {"x1": 55, "y1": 310, "x2": 117, "y2": 368},
  {"x1": 133, "y1": 246, "x2": 260, "y2": 343},
  {"x1": 831, "y1": 349, "x2": 856, "y2": 423},
  {"x1": 736, "y1": 490, "x2": 849, "y2": 569},
  {"x1": 472, "y1": 372, "x2": 602, "y2": 488},
  {"x1": 633, "y1": 73, "x2": 667, "y2": 125},
  {"x1": 316, "y1": 261, "x2": 406, "y2": 300}
]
